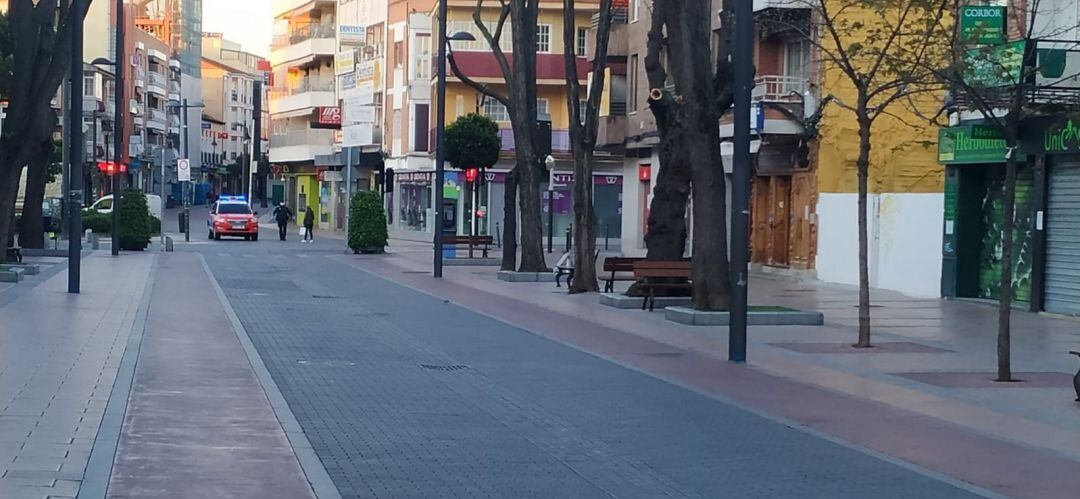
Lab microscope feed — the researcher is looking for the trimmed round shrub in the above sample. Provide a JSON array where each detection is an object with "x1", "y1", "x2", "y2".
[
  {"x1": 118, "y1": 189, "x2": 153, "y2": 250},
  {"x1": 348, "y1": 191, "x2": 388, "y2": 254}
]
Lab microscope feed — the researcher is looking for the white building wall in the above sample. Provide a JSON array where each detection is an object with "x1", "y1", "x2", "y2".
[{"x1": 816, "y1": 192, "x2": 944, "y2": 298}]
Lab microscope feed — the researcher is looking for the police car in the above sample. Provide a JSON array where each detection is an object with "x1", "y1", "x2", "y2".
[{"x1": 207, "y1": 196, "x2": 260, "y2": 241}]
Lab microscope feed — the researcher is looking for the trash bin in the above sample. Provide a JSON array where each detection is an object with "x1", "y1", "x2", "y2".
[{"x1": 178, "y1": 212, "x2": 187, "y2": 234}]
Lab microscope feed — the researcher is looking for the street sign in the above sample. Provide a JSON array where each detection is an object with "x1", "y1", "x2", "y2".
[
  {"x1": 342, "y1": 124, "x2": 373, "y2": 147},
  {"x1": 177, "y1": 158, "x2": 191, "y2": 181}
]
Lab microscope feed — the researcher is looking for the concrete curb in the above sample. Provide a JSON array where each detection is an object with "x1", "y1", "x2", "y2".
[
  {"x1": 599, "y1": 293, "x2": 692, "y2": 310},
  {"x1": 1, "y1": 263, "x2": 40, "y2": 275},
  {"x1": 77, "y1": 256, "x2": 157, "y2": 499},
  {"x1": 497, "y1": 270, "x2": 557, "y2": 282},
  {"x1": 664, "y1": 306, "x2": 825, "y2": 326},
  {"x1": 0, "y1": 267, "x2": 24, "y2": 282},
  {"x1": 199, "y1": 254, "x2": 342, "y2": 499}
]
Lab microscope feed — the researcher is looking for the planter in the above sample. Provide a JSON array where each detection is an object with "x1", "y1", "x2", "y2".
[{"x1": 356, "y1": 246, "x2": 385, "y2": 255}]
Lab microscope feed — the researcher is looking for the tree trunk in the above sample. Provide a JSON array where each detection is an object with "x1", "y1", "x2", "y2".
[
  {"x1": 507, "y1": 0, "x2": 546, "y2": 273},
  {"x1": 996, "y1": 136, "x2": 1018, "y2": 382},
  {"x1": 569, "y1": 148, "x2": 598, "y2": 293},
  {"x1": 0, "y1": 167, "x2": 22, "y2": 260},
  {"x1": 501, "y1": 168, "x2": 519, "y2": 271},
  {"x1": 855, "y1": 111, "x2": 873, "y2": 348},
  {"x1": 18, "y1": 140, "x2": 54, "y2": 249}
]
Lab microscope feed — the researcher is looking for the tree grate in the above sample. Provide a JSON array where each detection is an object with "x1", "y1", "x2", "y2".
[{"x1": 419, "y1": 363, "x2": 470, "y2": 372}]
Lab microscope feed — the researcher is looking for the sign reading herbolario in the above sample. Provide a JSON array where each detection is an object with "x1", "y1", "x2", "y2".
[{"x1": 938, "y1": 125, "x2": 1011, "y2": 164}]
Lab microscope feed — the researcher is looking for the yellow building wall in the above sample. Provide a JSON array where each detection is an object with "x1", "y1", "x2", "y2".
[
  {"x1": 815, "y1": 7, "x2": 945, "y2": 194},
  {"x1": 442, "y1": 83, "x2": 582, "y2": 129}
]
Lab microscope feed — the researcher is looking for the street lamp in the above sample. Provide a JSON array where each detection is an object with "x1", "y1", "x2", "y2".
[
  {"x1": 90, "y1": 57, "x2": 122, "y2": 256},
  {"x1": 434, "y1": 24, "x2": 477, "y2": 278},
  {"x1": 68, "y1": 0, "x2": 85, "y2": 293},
  {"x1": 729, "y1": 1, "x2": 754, "y2": 362}
]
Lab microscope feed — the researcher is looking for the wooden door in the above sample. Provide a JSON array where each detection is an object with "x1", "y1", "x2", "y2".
[{"x1": 768, "y1": 176, "x2": 792, "y2": 266}]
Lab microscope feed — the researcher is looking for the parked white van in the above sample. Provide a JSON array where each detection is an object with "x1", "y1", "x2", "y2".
[{"x1": 89, "y1": 194, "x2": 163, "y2": 220}]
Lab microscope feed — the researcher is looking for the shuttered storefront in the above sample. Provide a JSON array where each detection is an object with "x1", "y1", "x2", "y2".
[{"x1": 1044, "y1": 160, "x2": 1080, "y2": 315}]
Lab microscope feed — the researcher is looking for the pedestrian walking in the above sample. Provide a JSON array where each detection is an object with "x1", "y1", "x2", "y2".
[
  {"x1": 273, "y1": 202, "x2": 293, "y2": 241},
  {"x1": 302, "y1": 206, "x2": 315, "y2": 243}
]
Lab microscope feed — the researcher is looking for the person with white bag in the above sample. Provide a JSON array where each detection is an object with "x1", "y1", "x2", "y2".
[{"x1": 302, "y1": 206, "x2": 315, "y2": 243}]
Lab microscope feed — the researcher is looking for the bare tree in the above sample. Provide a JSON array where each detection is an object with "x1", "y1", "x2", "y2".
[
  {"x1": 926, "y1": 0, "x2": 1079, "y2": 381},
  {"x1": 0, "y1": 1, "x2": 90, "y2": 261},
  {"x1": 783, "y1": 0, "x2": 949, "y2": 346},
  {"x1": 639, "y1": 0, "x2": 735, "y2": 310},
  {"x1": 447, "y1": 0, "x2": 547, "y2": 272},
  {"x1": 561, "y1": 0, "x2": 615, "y2": 293}
]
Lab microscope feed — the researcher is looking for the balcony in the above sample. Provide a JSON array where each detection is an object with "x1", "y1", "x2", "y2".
[
  {"x1": 753, "y1": 0, "x2": 809, "y2": 11},
  {"x1": 147, "y1": 72, "x2": 167, "y2": 97},
  {"x1": 270, "y1": 23, "x2": 336, "y2": 67},
  {"x1": 147, "y1": 108, "x2": 167, "y2": 131},
  {"x1": 168, "y1": 82, "x2": 181, "y2": 102},
  {"x1": 268, "y1": 78, "x2": 336, "y2": 115},
  {"x1": 596, "y1": 115, "x2": 627, "y2": 148},
  {"x1": 268, "y1": 128, "x2": 336, "y2": 163},
  {"x1": 272, "y1": 0, "x2": 335, "y2": 18},
  {"x1": 752, "y1": 75, "x2": 809, "y2": 102}
]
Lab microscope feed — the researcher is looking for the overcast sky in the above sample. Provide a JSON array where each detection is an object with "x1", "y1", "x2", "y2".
[{"x1": 202, "y1": 0, "x2": 272, "y2": 57}]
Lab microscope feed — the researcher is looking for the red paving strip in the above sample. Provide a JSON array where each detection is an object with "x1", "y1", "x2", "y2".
[
  {"x1": 340, "y1": 255, "x2": 1080, "y2": 499},
  {"x1": 769, "y1": 341, "x2": 954, "y2": 354},
  {"x1": 896, "y1": 371, "x2": 1074, "y2": 389}
]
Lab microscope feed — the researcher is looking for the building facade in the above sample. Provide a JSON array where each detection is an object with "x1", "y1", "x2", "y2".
[{"x1": 269, "y1": 0, "x2": 338, "y2": 226}]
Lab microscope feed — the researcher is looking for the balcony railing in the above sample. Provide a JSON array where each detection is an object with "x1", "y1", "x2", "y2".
[
  {"x1": 752, "y1": 75, "x2": 809, "y2": 102},
  {"x1": 148, "y1": 108, "x2": 166, "y2": 123},
  {"x1": 269, "y1": 78, "x2": 335, "y2": 97},
  {"x1": 148, "y1": 72, "x2": 167, "y2": 88},
  {"x1": 271, "y1": 23, "x2": 335, "y2": 51},
  {"x1": 270, "y1": 129, "x2": 336, "y2": 148}
]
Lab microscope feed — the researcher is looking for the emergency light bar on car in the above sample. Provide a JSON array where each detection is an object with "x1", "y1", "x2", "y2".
[{"x1": 218, "y1": 195, "x2": 247, "y2": 202}]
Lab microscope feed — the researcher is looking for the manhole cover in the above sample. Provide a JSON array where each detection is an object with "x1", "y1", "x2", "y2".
[{"x1": 419, "y1": 364, "x2": 470, "y2": 372}]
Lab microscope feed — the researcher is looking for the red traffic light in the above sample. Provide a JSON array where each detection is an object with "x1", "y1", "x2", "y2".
[
  {"x1": 465, "y1": 168, "x2": 478, "y2": 183},
  {"x1": 96, "y1": 161, "x2": 126, "y2": 174}
]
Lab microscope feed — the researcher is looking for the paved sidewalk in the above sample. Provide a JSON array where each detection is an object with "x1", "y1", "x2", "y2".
[
  {"x1": 105, "y1": 251, "x2": 317, "y2": 498},
  {"x1": 1, "y1": 253, "x2": 153, "y2": 499},
  {"x1": 336, "y1": 249, "x2": 1080, "y2": 498}
]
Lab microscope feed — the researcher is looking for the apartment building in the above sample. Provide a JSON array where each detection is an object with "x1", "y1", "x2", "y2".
[
  {"x1": 201, "y1": 34, "x2": 270, "y2": 197},
  {"x1": 80, "y1": 64, "x2": 118, "y2": 202},
  {"x1": 269, "y1": 0, "x2": 338, "y2": 225},
  {"x1": 388, "y1": 0, "x2": 621, "y2": 239}
]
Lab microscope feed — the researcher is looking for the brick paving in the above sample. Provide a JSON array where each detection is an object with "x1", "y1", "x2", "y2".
[
  {"x1": 1, "y1": 253, "x2": 153, "y2": 499},
  {"x1": 201, "y1": 247, "x2": 980, "y2": 498}
]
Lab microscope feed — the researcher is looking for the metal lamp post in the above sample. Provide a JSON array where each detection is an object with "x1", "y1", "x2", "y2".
[
  {"x1": 67, "y1": 0, "x2": 85, "y2": 292},
  {"x1": 91, "y1": 57, "x2": 121, "y2": 256},
  {"x1": 166, "y1": 100, "x2": 204, "y2": 241},
  {"x1": 434, "y1": 22, "x2": 478, "y2": 278},
  {"x1": 729, "y1": 1, "x2": 754, "y2": 362}
]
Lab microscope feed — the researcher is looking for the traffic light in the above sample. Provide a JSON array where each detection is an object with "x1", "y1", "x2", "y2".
[{"x1": 465, "y1": 167, "x2": 478, "y2": 183}]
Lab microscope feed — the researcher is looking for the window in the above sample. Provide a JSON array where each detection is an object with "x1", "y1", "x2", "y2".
[
  {"x1": 84, "y1": 77, "x2": 95, "y2": 97},
  {"x1": 630, "y1": 0, "x2": 640, "y2": 22},
  {"x1": 784, "y1": 39, "x2": 810, "y2": 95},
  {"x1": 577, "y1": 28, "x2": 588, "y2": 57},
  {"x1": 628, "y1": 54, "x2": 639, "y2": 112},
  {"x1": 394, "y1": 41, "x2": 404, "y2": 68},
  {"x1": 537, "y1": 25, "x2": 551, "y2": 53},
  {"x1": 216, "y1": 203, "x2": 252, "y2": 214},
  {"x1": 483, "y1": 99, "x2": 510, "y2": 122},
  {"x1": 231, "y1": 90, "x2": 238, "y2": 102},
  {"x1": 413, "y1": 34, "x2": 431, "y2": 80},
  {"x1": 536, "y1": 98, "x2": 549, "y2": 118}
]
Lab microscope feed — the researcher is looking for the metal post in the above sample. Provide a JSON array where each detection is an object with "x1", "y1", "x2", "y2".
[
  {"x1": 729, "y1": 0, "x2": 753, "y2": 363},
  {"x1": 61, "y1": 81, "x2": 70, "y2": 241},
  {"x1": 159, "y1": 144, "x2": 166, "y2": 249},
  {"x1": 433, "y1": 0, "x2": 447, "y2": 278},
  {"x1": 546, "y1": 187, "x2": 554, "y2": 253},
  {"x1": 112, "y1": 0, "x2": 124, "y2": 257},
  {"x1": 345, "y1": 147, "x2": 352, "y2": 234},
  {"x1": 182, "y1": 98, "x2": 190, "y2": 242},
  {"x1": 68, "y1": 0, "x2": 85, "y2": 293},
  {"x1": 253, "y1": 80, "x2": 264, "y2": 207}
]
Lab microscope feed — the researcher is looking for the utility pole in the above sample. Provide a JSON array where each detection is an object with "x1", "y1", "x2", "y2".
[
  {"x1": 68, "y1": 0, "x2": 85, "y2": 293},
  {"x1": 111, "y1": 0, "x2": 125, "y2": 256},
  {"x1": 252, "y1": 80, "x2": 263, "y2": 207},
  {"x1": 728, "y1": 0, "x2": 754, "y2": 362},
  {"x1": 182, "y1": 98, "x2": 190, "y2": 242}
]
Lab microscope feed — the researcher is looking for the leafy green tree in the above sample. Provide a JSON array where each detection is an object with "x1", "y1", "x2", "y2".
[
  {"x1": 348, "y1": 191, "x2": 388, "y2": 254},
  {"x1": 444, "y1": 113, "x2": 500, "y2": 170}
]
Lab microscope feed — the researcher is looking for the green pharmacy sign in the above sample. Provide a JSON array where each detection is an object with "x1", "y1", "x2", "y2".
[
  {"x1": 960, "y1": 6, "x2": 1006, "y2": 44},
  {"x1": 938, "y1": 125, "x2": 1012, "y2": 164},
  {"x1": 1041, "y1": 119, "x2": 1080, "y2": 153}
]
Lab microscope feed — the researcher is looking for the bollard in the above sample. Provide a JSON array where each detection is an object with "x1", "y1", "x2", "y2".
[
  {"x1": 604, "y1": 223, "x2": 610, "y2": 251},
  {"x1": 90, "y1": 232, "x2": 100, "y2": 250},
  {"x1": 565, "y1": 224, "x2": 572, "y2": 252},
  {"x1": 495, "y1": 222, "x2": 501, "y2": 248},
  {"x1": 165, "y1": 236, "x2": 174, "y2": 252}
]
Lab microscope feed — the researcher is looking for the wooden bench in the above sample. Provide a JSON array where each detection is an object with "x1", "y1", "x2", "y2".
[
  {"x1": 442, "y1": 234, "x2": 494, "y2": 258},
  {"x1": 633, "y1": 260, "x2": 693, "y2": 311},
  {"x1": 602, "y1": 257, "x2": 646, "y2": 293}
]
